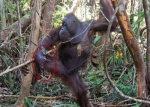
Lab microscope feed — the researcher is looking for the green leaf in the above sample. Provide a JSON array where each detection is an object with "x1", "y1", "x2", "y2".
[
  {"x1": 96, "y1": 78, "x2": 102, "y2": 83},
  {"x1": 32, "y1": 95, "x2": 41, "y2": 107},
  {"x1": 94, "y1": 36, "x2": 101, "y2": 44},
  {"x1": 88, "y1": 75, "x2": 96, "y2": 80},
  {"x1": 132, "y1": 12, "x2": 144, "y2": 26},
  {"x1": 131, "y1": 104, "x2": 140, "y2": 107},
  {"x1": 0, "y1": 55, "x2": 9, "y2": 67},
  {"x1": 53, "y1": 103, "x2": 79, "y2": 107},
  {"x1": 88, "y1": 10, "x2": 93, "y2": 14},
  {"x1": 24, "y1": 97, "x2": 32, "y2": 107},
  {"x1": 112, "y1": 71, "x2": 121, "y2": 75}
]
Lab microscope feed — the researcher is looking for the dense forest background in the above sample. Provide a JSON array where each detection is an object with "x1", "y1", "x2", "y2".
[{"x1": 0, "y1": 0, "x2": 150, "y2": 107}]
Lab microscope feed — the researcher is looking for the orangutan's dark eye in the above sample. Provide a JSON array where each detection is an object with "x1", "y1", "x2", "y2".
[{"x1": 63, "y1": 22, "x2": 67, "y2": 26}]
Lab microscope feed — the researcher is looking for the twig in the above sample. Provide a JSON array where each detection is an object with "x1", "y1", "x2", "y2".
[
  {"x1": 0, "y1": 59, "x2": 34, "y2": 76},
  {"x1": 16, "y1": 0, "x2": 23, "y2": 63},
  {"x1": 0, "y1": 48, "x2": 55, "y2": 77},
  {"x1": 0, "y1": 31, "x2": 14, "y2": 48},
  {"x1": 0, "y1": 94, "x2": 75, "y2": 100},
  {"x1": 117, "y1": 99, "x2": 131, "y2": 105},
  {"x1": 116, "y1": 67, "x2": 127, "y2": 83}
]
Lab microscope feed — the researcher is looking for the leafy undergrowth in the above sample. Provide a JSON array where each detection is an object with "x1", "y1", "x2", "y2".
[
  {"x1": 0, "y1": 27, "x2": 143, "y2": 107},
  {"x1": 0, "y1": 48, "x2": 141, "y2": 107}
]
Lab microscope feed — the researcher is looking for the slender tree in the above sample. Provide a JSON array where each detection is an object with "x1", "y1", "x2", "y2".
[{"x1": 14, "y1": 0, "x2": 42, "y2": 106}]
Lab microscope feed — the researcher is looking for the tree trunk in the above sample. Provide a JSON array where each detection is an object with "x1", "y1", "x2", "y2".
[
  {"x1": 111, "y1": 0, "x2": 146, "y2": 99},
  {"x1": 143, "y1": 0, "x2": 150, "y2": 95},
  {"x1": 14, "y1": 0, "x2": 62, "y2": 106},
  {"x1": 70, "y1": 0, "x2": 80, "y2": 13},
  {"x1": 14, "y1": 0, "x2": 42, "y2": 107},
  {"x1": 91, "y1": 1, "x2": 110, "y2": 68},
  {"x1": 42, "y1": 0, "x2": 62, "y2": 38}
]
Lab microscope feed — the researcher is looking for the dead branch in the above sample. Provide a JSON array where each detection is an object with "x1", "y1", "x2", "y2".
[
  {"x1": 0, "y1": 94, "x2": 75, "y2": 100},
  {"x1": 0, "y1": 16, "x2": 31, "y2": 40},
  {"x1": 0, "y1": 59, "x2": 33, "y2": 77}
]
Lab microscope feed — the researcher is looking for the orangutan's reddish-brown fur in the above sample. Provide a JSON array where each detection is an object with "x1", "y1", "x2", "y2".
[{"x1": 33, "y1": 0, "x2": 118, "y2": 106}]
